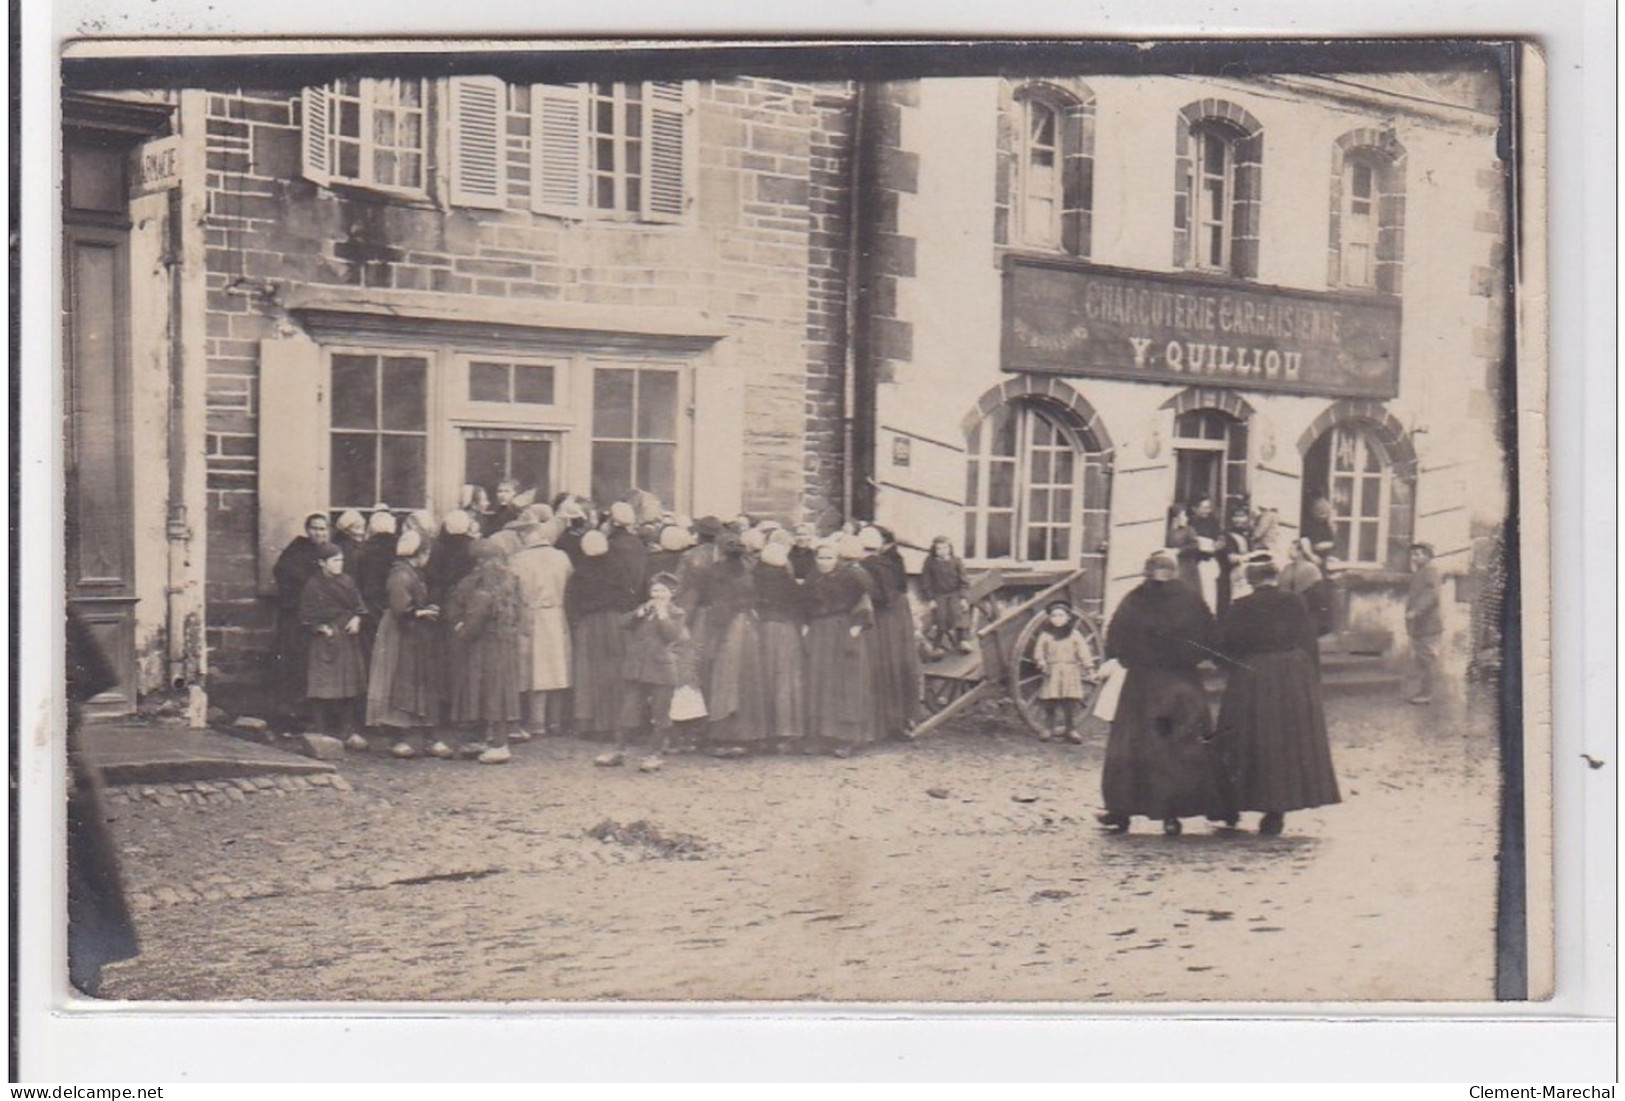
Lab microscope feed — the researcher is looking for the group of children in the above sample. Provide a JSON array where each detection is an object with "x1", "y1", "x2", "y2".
[{"x1": 273, "y1": 491, "x2": 988, "y2": 769}]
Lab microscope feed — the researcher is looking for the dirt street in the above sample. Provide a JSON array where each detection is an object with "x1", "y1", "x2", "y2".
[{"x1": 96, "y1": 691, "x2": 1501, "y2": 1004}]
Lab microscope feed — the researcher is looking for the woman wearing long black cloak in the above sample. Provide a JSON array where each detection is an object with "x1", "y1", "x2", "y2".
[
  {"x1": 802, "y1": 540, "x2": 877, "y2": 756},
  {"x1": 1211, "y1": 559, "x2": 1341, "y2": 835},
  {"x1": 271, "y1": 512, "x2": 331, "y2": 714},
  {"x1": 447, "y1": 540, "x2": 526, "y2": 764},
  {"x1": 1099, "y1": 549, "x2": 1230, "y2": 836}
]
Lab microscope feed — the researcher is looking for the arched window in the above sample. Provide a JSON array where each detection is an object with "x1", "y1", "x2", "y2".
[
  {"x1": 1174, "y1": 101, "x2": 1263, "y2": 277},
  {"x1": 964, "y1": 400, "x2": 1081, "y2": 564},
  {"x1": 1304, "y1": 423, "x2": 1399, "y2": 567},
  {"x1": 996, "y1": 81, "x2": 1095, "y2": 257},
  {"x1": 1329, "y1": 131, "x2": 1406, "y2": 294}
]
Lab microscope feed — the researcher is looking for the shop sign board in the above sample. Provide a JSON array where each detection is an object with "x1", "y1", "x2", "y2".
[{"x1": 1002, "y1": 255, "x2": 1402, "y2": 400}]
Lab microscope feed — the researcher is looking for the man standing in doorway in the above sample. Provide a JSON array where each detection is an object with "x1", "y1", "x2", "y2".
[{"x1": 1404, "y1": 542, "x2": 1444, "y2": 705}]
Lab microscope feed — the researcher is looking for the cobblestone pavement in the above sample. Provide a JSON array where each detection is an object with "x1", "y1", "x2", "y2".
[{"x1": 96, "y1": 690, "x2": 1502, "y2": 1004}]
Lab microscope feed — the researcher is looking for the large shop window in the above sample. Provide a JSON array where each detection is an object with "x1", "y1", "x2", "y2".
[
  {"x1": 964, "y1": 401, "x2": 1080, "y2": 564},
  {"x1": 303, "y1": 79, "x2": 428, "y2": 195},
  {"x1": 328, "y1": 353, "x2": 430, "y2": 510},
  {"x1": 590, "y1": 366, "x2": 681, "y2": 507}
]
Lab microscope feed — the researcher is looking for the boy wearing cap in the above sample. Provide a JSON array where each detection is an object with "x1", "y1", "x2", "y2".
[{"x1": 1404, "y1": 542, "x2": 1444, "y2": 705}]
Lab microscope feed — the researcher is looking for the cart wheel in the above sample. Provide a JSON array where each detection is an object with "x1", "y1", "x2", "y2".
[{"x1": 1010, "y1": 611, "x2": 1107, "y2": 738}]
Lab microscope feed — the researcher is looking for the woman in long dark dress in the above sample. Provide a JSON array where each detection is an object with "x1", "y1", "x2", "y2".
[
  {"x1": 686, "y1": 530, "x2": 768, "y2": 752},
  {"x1": 364, "y1": 530, "x2": 441, "y2": 758},
  {"x1": 1099, "y1": 549, "x2": 1231, "y2": 836},
  {"x1": 858, "y1": 527, "x2": 922, "y2": 738},
  {"x1": 298, "y1": 542, "x2": 369, "y2": 744},
  {"x1": 272, "y1": 512, "x2": 331, "y2": 715},
  {"x1": 754, "y1": 541, "x2": 806, "y2": 746},
  {"x1": 568, "y1": 530, "x2": 629, "y2": 740},
  {"x1": 1211, "y1": 559, "x2": 1341, "y2": 835},
  {"x1": 802, "y1": 540, "x2": 877, "y2": 756},
  {"x1": 447, "y1": 540, "x2": 526, "y2": 764}
]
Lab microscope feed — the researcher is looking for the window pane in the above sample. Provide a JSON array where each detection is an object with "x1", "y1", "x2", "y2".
[
  {"x1": 331, "y1": 355, "x2": 377, "y2": 429},
  {"x1": 637, "y1": 370, "x2": 680, "y2": 440},
  {"x1": 336, "y1": 141, "x2": 360, "y2": 180},
  {"x1": 1206, "y1": 224, "x2": 1224, "y2": 267},
  {"x1": 374, "y1": 150, "x2": 398, "y2": 186},
  {"x1": 964, "y1": 512, "x2": 978, "y2": 560},
  {"x1": 1357, "y1": 522, "x2": 1379, "y2": 564},
  {"x1": 626, "y1": 177, "x2": 642, "y2": 213},
  {"x1": 1027, "y1": 526, "x2": 1048, "y2": 562},
  {"x1": 380, "y1": 435, "x2": 426, "y2": 508},
  {"x1": 513, "y1": 365, "x2": 556, "y2": 405},
  {"x1": 330, "y1": 434, "x2": 376, "y2": 508},
  {"x1": 1029, "y1": 488, "x2": 1051, "y2": 522},
  {"x1": 1029, "y1": 449, "x2": 1052, "y2": 484},
  {"x1": 1331, "y1": 477, "x2": 1354, "y2": 516},
  {"x1": 636, "y1": 442, "x2": 678, "y2": 504},
  {"x1": 337, "y1": 99, "x2": 360, "y2": 138},
  {"x1": 966, "y1": 421, "x2": 981, "y2": 455},
  {"x1": 469, "y1": 361, "x2": 511, "y2": 403},
  {"x1": 402, "y1": 112, "x2": 422, "y2": 149},
  {"x1": 1053, "y1": 448, "x2": 1074, "y2": 485},
  {"x1": 593, "y1": 369, "x2": 636, "y2": 438},
  {"x1": 595, "y1": 175, "x2": 615, "y2": 210},
  {"x1": 591, "y1": 442, "x2": 634, "y2": 505},
  {"x1": 373, "y1": 109, "x2": 395, "y2": 147},
  {"x1": 991, "y1": 407, "x2": 1018, "y2": 456},
  {"x1": 381, "y1": 358, "x2": 427, "y2": 431},
  {"x1": 1050, "y1": 527, "x2": 1071, "y2": 562},
  {"x1": 1203, "y1": 132, "x2": 1226, "y2": 169},
  {"x1": 464, "y1": 438, "x2": 507, "y2": 496},
  {"x1": 626, "y1": 103, "x2": 642, "y2": 139},
  {"x1": 1031, "y1": 415, "x2": 1053, "y2": 447},
  {"x1": 1333, "y1": 521, "x2": 1352, "y2": 561},
  {"x1": 1360, "y1": 476, "x2": 1383, "y2": 517},
  {"x1": 398, "y1": 154, "x2": 422, "y2": 190},
  {"x1": 965, "y1": 459, "x2": 980, "y2": 508},
  {"x1": 398, "y1": 80, "x2": 422, "y2": 108},
  {"x1": 1352, "y1": 161, "x2": 1373, "y2": 198},
  {"x1": 511, "y1": 440, "x2": 553, "y2": 498},
  {"x1": 988, "y1": 460, "x2": 1015, "y2": 509},
  {"x1": 986, "y1": 513, "x2": 1013, "y2": 559},
  {"x1": 1052, "y1": 488, "x2": 1073, "y2": 520},
  {"x1": 1029, "y1": 104, "x2": 1055, "y2": 145},
  {"x1": 1361, "y1": 435, "x2": 1384, "y2": 472}
]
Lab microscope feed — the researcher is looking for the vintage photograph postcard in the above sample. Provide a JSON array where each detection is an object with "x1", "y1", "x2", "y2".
[{"x1": 57, "y1": 37, "x2": 1551, "y2": 1006}]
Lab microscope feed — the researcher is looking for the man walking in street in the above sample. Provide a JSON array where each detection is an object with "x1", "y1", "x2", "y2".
[{"x1": 1405, "y1": 542, "x2": 1444, "y2": 705}]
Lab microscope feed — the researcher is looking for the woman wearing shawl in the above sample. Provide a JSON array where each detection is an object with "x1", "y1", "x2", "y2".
[
  {"x1": 447, "y1": 540, "x2": 526, "y2": 764},
  {"x1": 426, "y1": 509, "x2": 479, "y2": 607},
  {"x1": 271, "y1": 513, "x2": 331, "y2": 712},
  {"x1": 802, "y1": 539, "x2": 877, "y2": 756},
  {"x1": 1098, "y1": 549, "x2": 1230, "y2": 836},
  {"x1": 568, "y1": 530, "x2": 630, "y2": 740},
  {"x1": 686, "y1": 529, "x2": 768, "y2": 753},
  {"x1": 858, "y1": 527, "x2": 921, "y2": 738},
  {"x1": 754, "y1": 541, "x2": 807, "y2": 745},
  {"x1": 298, "y1": 542, "x2": 369, "y2": 748},
  {"x1": 364, "y1": 530, "x2": 441, "y2": 758}
]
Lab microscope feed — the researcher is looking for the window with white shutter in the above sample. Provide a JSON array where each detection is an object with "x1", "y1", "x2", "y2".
[
  {"x1": 300, "y1": 78, "x2": 428, "y2": 197},
  {"x1": 449, "y1": 76, "x2": 506, "y2": 210},
  {"x1": 530, "y1": 81, "x2": 692, "y2": 223}
]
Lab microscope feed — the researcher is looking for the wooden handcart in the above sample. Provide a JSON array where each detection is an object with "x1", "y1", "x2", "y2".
[{"x1": 911, "y1": 567, "x2": 1106, "y2": 740}]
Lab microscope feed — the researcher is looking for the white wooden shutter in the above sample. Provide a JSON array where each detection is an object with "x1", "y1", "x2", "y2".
[
  {"x1": 531, "y1": 83, "x2": 587, "y2": 218},
  {"x1": 689, "y1": 362, "x2": 745, "y2": 518},
  {"x1": 643, "y1": 81, "x2": 691, "y2": 224},
  {"x1": 301, "y1": 85, "x2": 331, "y2": 186},
  {"x1": 449, "y1": 76, "x2": 506, "y2": 210},
  {"x1": 257, "y1": 336, "x2": 327, "y2": 594}
]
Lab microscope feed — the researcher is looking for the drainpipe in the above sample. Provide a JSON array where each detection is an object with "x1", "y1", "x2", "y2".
[
  {"x1": 840, "y1": 81, "x2": 869, "y2": 525},
  {"x1": 163, "y1": 182, "x2": 191, "y2": 694}
]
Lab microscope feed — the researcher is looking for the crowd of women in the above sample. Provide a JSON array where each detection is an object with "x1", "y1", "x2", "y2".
[{"x1": 271, "y1": 488, "x2": 928, "y2": 768}]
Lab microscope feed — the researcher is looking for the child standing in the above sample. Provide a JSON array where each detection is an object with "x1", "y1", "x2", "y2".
[
  {"x1": 602, "y1": 572, "x2": 692, "y2": 772},
  {"x1": 299, "y1": 542, "x2": 369, "y2": 746},
  {"x1": 1032, "y1": 600, "x2": 1094, "y2": 744},
  {"x1": 920, "y1": 535, "x2": 973, "y2": 655}
]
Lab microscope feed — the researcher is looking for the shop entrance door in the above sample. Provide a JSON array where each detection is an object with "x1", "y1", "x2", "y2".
[{"x1": 1172, "y1": 408, "x2": 1248, "y2": 511}]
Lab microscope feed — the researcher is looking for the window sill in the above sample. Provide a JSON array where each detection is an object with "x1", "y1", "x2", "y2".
[{"x1": 315, "y1": 178, "x2": 438, "y2": 211}]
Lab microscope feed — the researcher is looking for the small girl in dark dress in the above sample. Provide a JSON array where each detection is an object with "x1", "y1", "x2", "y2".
[
  {"x1": 299, "y1": 543, "x2": 369, "y2": 743},
  {"x1": 920, "y1": 535, "x2": 973, "y2": 655},
  {"x1": 601, "y1": 572, "x2": 692, "y2": 773}
]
